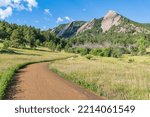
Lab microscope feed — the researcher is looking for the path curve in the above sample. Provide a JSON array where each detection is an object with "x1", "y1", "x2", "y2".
[{"x1": 5, "y1": 62, "x2": 104, "y2": 100}]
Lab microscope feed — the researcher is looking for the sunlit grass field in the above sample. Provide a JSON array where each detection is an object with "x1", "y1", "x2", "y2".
[
  {"x1": 50, "y1": 54, "x2": 150, "y2": 100},
  {"x1": 0, "y1": 45, "x2": 72, "y2": 78},
  {"x1": 1, "y1": 41, "x2": 150, "y2": 100}
]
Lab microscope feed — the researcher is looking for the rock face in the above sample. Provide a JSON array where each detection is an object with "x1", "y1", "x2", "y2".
[
  {"x1": 77, "y1": 19, "x2": 96, "y2": 34},
  {"x1": 101, "y1": 10, "x2": 122, "y2": 32},
  {"x1": 52, "y1": 21, "x2": 85, "y2": 38}
]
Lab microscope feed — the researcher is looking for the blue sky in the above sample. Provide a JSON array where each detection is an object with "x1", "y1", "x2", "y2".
[{"x1": 0, "y1": 0, "x2": 150, "y2": 29}]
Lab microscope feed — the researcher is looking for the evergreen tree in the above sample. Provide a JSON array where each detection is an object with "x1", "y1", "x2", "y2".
[{"x1": 10, "y1": 29, "x2": 24, "y2": 48}]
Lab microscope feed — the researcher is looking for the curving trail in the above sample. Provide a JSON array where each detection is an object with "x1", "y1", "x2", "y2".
[{"x1": 5, "y1": 62, "x2": 104, "y2": 100}]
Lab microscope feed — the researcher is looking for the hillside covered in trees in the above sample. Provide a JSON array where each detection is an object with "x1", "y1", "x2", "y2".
[
  {"x1": 53, "y1": 10, "x2": 150, "y2": 57},
  {"x1": 1, "y1": 10, "x2": 150, "y2": 58},
  {"x1": 0, "y1": 21, "x2": 65, "y2": 51}
]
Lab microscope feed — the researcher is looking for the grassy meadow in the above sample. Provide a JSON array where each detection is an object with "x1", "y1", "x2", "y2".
[
  {"x1": 49, "y1": 53, "x2": 150, "y2": 100},
  {"x1": 1, "y1": 41, "x2": 150, "y2": 100},
  {"x1": 0, "y1": 45, "x2": 72, "y2": 78},
  {"x1": 0, "y1": 42, "x2": 73, "y2": 99}
]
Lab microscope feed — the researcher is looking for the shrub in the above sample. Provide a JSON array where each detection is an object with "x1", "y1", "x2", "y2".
[
  {"x1": 128, "y1": 58, "x2": 135, "y2": 63},
  {"x1": 85, "y1": 54, "x2": 93, "y2": 60},
  {"x1": 137, "y1": 38, "x2": 149, "y2": 55},
  {"x1": 102, "y1": 48, "x2": 112, "y2": 57},
  {"x1": 73, "y1": 47, "x2": 90, "y2": 55},
  {"x1": 90, "y1": 48, "x2": 103, "y2": 56},
  {"x1": 81, "y1": 48, "x2": 91, "y2": 56},
  {"x1": 111, "y1": 49, "x2": 122, "y2": 58},
  {"x1": 130, "y1": 46, "x2": 138, "y2": 55},
  {"x1": 119, "y1": 47, "x2": 130, "y2": 54},
  {"x1": 0, "y1": 49, "x2": 16, "y2": 54},
  {"x1": 67, "y1": 47, "x2": 75, "y2": 53},
  {"x1": 2, "y1": 40, "x2": 10, "y2": 49},
  {"x1": 90, "y1": 48, "x2": 122, "y2": 58}
]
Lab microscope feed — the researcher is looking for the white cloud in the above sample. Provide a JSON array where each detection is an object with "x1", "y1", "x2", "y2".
[
  {"x1": 13, "y1": 0, "x2": 21, "y2": 4},
  {"x1": 44, "y1": 9, "x2": 52, "y2": 16},
  {"x1": 11, "y1": 1, "x2": 26, "y2": 11},
  {"x1": 0, "y1": 0, "x2": 11, "y2": 7},
  {"x1": 64, "y1": 16, "x2": 74, "y2": 22},
  {"x1": 56, "y1": 16, "x2": 74, "y2": 23},
  {"x1": 65, "y1": 16, "x2": 71, "y2": 21},
  {"x1": 0, "y1": 6, "x2": 12, "y2": 19},
  {"x1": 56, "y1": 17, "x2": 63, "y2": 23},
  {"x1": 25, "y1": 0, "x2": 38, "y2": 11},
  {"x1": 0, "y1": 0, "x2": 38, "y2": 19}
]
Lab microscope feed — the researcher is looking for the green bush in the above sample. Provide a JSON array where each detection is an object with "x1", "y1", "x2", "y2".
[
  {"x1": 81, "y1": 48, "x2": 91, "y2": 56},
  {"x1": 137, "y1": 38, "x2": 149, "y2": 55},
  {"x1": 128, "y1": 58, "x2": 135, "y2": 63},
  {"x1": 90, "y1": 48, "x2": 103, "y2": 56},
  {"x1": 111, "y1": 49, "x2": 122, "y2": 58},
  {"x1": 90, "y1": 48, "x2": 122, "y2": 58},
  {"x1": 66, "y1": 47, "x2": 75, "y2": 53},
  {"x1": 130, "y1": 46, "x2": 138, "y2": 55},
  {"x1": 0, "y1": 49, "x2": 16, "y2": 54},
  {"x1": 2, "y1": 40, "x2": 10, "y2": 49},
  {"x1": 119, "y1": 47, "x2": 130, "y2": 54},
  {"x1": 73, "y1": 47, "x2": 90, "y2": 55},
  {"x1": 85, "y1": 54, "x2": 93, "y2": 60},
  {"x1": 102, "y1": 48, "x2": 112, "y2": 57}
]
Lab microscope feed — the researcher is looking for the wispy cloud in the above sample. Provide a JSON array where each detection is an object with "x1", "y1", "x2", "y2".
[
  {"x1": 56, "y1": 17, "x2": 63, "y2": 23},
  {"x1": 0, "y1": 0, "x2": 11, "y2": 7},
  {"x1": 0, "y1": 0, "x2": 38, "y2": 19},
  {"x1": 0, "y1": 6, "x2": 12, "y2": 19},
  {"x1": 64, "y1": 16, "x2": 71, "y2": 21},
  {"x1": 56, "y1": 16, "x2": 73, "y2": 23},
  {"x1": 44, "y1": 9, "x2": 52, "y2": 16},
  {"x1": 25, "y1": 0, "x2": 38, "y2": 11},
  {"x1": 65, "y1": 16, "x2": 74, "y2": 22}
]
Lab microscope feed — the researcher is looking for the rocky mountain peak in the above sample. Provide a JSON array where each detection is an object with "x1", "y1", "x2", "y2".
[
  {"x1": 101, "y1": 10, "x2": 122, "y2": 32},
  {"x1": 104, "y1": 10, "x2": 118, "y2": 19}
]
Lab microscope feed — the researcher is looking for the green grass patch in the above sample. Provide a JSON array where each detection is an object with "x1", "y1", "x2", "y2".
[
  {"x1": 50, "y1": 67, "x2": 103, "y2": 96},
  {"x1": 0, "y1": 49, "x2": 17, "y2": 54}
]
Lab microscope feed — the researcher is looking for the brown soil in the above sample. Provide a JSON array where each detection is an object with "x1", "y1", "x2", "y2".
[{"x1": 5, "y1": 62, "x2": 105, "y2": 100}]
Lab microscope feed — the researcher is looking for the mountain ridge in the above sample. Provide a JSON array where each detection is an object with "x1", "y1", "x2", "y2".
[{"x1": 52, "y1": 10, "x2": 150, "y2": 38}]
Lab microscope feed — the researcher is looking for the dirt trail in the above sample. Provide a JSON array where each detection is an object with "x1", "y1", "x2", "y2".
[{"x1": 6, "y1": 62, "x2": 104, "y2": 100}]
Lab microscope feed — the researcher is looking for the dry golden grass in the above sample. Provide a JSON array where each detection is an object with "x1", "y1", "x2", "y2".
[
  {"x1": 0, "y1": 45, "x2": 73, "y2": 79},
  {"x1": 50, "y1": 55, "x2": 150, "y2": 100}
]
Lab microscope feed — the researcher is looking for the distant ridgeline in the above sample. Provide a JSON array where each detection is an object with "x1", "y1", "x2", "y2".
[{"x1": 1, "y1": 10, "x2": 150, "y2": 57}]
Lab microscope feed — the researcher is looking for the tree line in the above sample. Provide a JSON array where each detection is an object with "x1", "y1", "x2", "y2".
[
  {"x1": 0, "y1": 20, "x2": 150, "y2": 57},
  {"x1": 0, "y1": 21, "x2": 66, "y2": 50}
]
